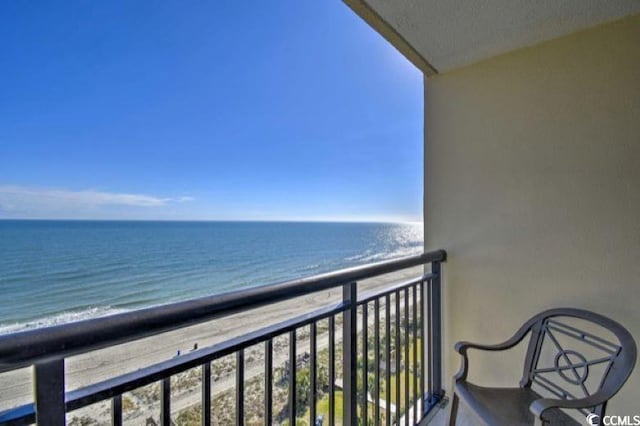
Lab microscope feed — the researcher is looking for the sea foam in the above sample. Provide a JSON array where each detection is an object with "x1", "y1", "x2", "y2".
[{"x1": 0, "y1": 306, "x2": 129, "y2": 336}]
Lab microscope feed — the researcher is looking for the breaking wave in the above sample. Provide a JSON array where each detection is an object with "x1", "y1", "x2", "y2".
[{"x1": 0, "y1": 306, "x2": 129, "y2": 336}]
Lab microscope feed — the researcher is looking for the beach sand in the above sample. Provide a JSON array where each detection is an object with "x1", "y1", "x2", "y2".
[{"x1": 0, "y1": 266, "x2": 425, "y2": 422}]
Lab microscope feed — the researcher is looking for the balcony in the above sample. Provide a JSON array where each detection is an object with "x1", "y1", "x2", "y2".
[
  {"x1": 0, "y1": 250, "x2": 447, "y2": 425},
  {"x1": 1, "y1": 3, "x2": 638, "y2": 425}
]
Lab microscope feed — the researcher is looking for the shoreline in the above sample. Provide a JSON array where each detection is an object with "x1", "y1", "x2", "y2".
[{"x1": 0, "y1": 266, "x2": 424, "y2": 419}]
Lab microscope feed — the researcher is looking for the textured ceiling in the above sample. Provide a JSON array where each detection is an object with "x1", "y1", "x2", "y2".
[{"x1": 360, "y1": 0, "x2": 640, "y2": 73}]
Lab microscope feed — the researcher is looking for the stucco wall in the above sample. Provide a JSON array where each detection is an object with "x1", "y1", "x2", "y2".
[{"x1": 424, "y1": 14, "x2": 640, "y2": 415}]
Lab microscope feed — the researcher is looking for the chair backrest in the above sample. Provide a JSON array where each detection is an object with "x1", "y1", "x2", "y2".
[{"x1": 518, "y1": 308, "x2": 636, "y2": 416}]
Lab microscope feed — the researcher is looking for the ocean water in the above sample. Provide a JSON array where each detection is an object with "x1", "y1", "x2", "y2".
[{"x1": 0, "y1": 220, "x2": 422, "y2": 335}]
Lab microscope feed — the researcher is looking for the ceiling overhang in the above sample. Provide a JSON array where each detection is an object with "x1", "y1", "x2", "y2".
[{"x1": 344, "y1": 0, "x2": 640, "y2": 75}]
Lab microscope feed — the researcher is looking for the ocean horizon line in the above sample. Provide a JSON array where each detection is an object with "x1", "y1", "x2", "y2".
[{"x1": 0, "y1": 218, "x2": 423, "y2": 225}]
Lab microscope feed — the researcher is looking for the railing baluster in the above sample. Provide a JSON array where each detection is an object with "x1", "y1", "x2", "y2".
[
  {"x1": 161, "y1": 377, "x2": 171, "y2": 426},
  {"x1": 385, "y1": 294, "x2": 391, "y2": 426},
  {"x1": 374, "y1": 298, "x2": 380, "y2": 425},
  {"x1": 237, "y1": 350, "x2": 245, "y2": 426},
  {"x1": 395, "y1": 292, "x2": 401, "y2": 426},
  {"x1": 429, "y1": 261, "x2": 444, "y2": 407},
  {"x1": 404, "y1": 288, "x2": 409, "y2": 426},
  {"x1": 413, "y1": 285, "x2": 418, "y2": 425},
  {"x1": 426, "y1": 277, "x2": 433, "y2": 404},
  {"x1": 329, "y1": 316, "x2": 335, "y2": 426},
  {"x1": 310, "y1": 322, "x2": 317, "y2": 426},
  {"x1": 343, "y1": 281, "x2": 358, "y2": 426},
  {"x1": 264, "y1": 339, "x2": 273, "y2": 426},
  {"x1": 202, "y1": 362, "x2": 211, "y2": 426},
  {"x1": 34, "y1": 359, "x2": 66, "y2": 426},
  {"x1": 112, "y1": 394, "x2": 122, "y2": 426},
  {"x1": 419, "y1": 281, "x2": 426, "y2": 418},
  {"x1": 289, "y1": 330, "x2": 297, "y2": 425},
  {"x1": 363, "y1": 303, "x2": 368, "y2": 426}
]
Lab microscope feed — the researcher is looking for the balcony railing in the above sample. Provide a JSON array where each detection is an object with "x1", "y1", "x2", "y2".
[{"x1": 0, "y1": 249, "x2": 446, "y2": 426}]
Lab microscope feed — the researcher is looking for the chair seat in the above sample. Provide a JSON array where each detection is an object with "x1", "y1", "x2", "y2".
[{"x1": 454, "y1": 382, "x2": 580, "y2": 425}]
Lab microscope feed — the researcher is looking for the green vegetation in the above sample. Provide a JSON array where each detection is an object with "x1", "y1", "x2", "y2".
[
  {"x1": 171, "y1": 312, "x2": 422, "y2": 425},
  {"x1": 67, "y1": 305, "x2": 424, "y2": 426},
  {"x1": 301, "y1": 390, "x2": 344, "y2": 426}
]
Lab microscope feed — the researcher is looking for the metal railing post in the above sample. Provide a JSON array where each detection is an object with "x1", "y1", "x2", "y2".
[
  {"x1": 342, "y1": 281, "x2": 358, "y2": 426},
  {"x1": 427, "y1": 261, "x2": 444, "y2": 408},
  {"x1": 34, "y1": 358, "x2": 66, "y2": 426}
]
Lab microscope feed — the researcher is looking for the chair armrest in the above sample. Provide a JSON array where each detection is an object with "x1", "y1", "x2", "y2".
[
  {"x1": 455, "y1": 339, "x2": 522, "y2": 354},
  {"x1": 453, "y1": 339, "x2": 521, "y2": 381},
  {"x1": 530, "y1": 393, "x2": 609, "y2": 419},
  {"x1": 453, "y1": 324, "x2": 533, "y2": 382}
]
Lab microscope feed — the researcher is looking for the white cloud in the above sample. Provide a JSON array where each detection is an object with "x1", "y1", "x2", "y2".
[{"x1": 0, "y1": 184, "x2": 193, "y2": 216}]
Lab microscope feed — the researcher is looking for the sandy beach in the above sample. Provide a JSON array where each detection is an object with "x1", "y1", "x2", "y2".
[{"x1": 0, "y1": 266, "x2": 425, "y2": 423}]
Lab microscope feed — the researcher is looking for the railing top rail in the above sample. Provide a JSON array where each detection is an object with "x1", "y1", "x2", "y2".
[{"x1": 0, "y1": 249, "x2": 446, "y2": 371}]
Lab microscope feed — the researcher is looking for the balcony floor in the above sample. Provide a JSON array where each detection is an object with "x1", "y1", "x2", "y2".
[{"x1": 425, "y1": 398, "x2": 476, "y2": 426}]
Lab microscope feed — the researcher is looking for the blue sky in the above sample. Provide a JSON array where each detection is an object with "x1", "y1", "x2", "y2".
[{"x1": 0, "y1": 1, "x2": 423, "y2": 222}]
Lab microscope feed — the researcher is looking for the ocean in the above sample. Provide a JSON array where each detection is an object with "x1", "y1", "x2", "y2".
[{"x1": 0, "y1": 220, "x2": 422, "y2": 335}]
